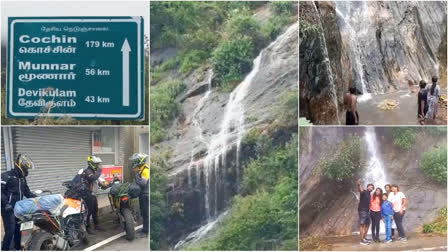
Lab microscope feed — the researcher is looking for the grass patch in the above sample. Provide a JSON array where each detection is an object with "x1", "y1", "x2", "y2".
[{"x1": 422, "y1": 207, "x2": 447, "y2": 235}]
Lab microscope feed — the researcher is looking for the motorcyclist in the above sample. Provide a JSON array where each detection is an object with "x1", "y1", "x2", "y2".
[
  {"x1": 83, "y1": 155, "x2": 104, "y2": 234},
  {"x1": 1, "y1": 154, "x2": 37, "y2": 251},
  {"x1": 129, "y1": 153, "x2": 149, "y2": 238}
]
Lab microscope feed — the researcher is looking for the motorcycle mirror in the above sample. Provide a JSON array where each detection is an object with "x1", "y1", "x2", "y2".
[
  {"x1": 35, "y1": 190, "x2": 43, "y2": 194},
  {"x1": 78, "y1": 169, "x2": 84, "y2": 175}
]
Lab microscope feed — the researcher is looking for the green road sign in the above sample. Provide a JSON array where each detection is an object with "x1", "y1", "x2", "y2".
[{"x1": 7, "y1": 17, "x2": 144, "y2": 120}]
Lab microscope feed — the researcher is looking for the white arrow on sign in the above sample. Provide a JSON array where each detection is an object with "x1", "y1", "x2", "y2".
[{"x1": 121, "y1": 38, "x2": 131, "y2": 107}]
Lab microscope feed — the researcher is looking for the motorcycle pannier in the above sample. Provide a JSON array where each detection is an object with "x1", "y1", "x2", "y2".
[
  {"x1": 109, "y1": 183, "x2": 141, "y2": 198},
  {"x1": 128, "y1": 183, "x2": 141, "y2": 198},
  {"x1": 14, "y1": 194, "x2": 64, "y2": 219}
]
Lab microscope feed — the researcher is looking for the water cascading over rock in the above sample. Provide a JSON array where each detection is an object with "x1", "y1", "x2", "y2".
[
  {"x1": 363, "y1": 127, "x2": 387, "y2": 189},
  {"x1": 299, "y1": 1, "x2": 447, "y2": 124},
  {"x1": 168, "y1": 23, "x2": 299, "y2": 249}
]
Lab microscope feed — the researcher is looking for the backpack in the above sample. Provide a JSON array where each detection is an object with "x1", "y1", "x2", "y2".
[{"x1": 64, "y1": 170, "x2": 90, "y2": 200}]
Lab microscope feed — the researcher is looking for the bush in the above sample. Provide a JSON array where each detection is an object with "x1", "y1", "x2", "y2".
[
  {"x1": 190, "y1": 178, "x2": 297, "y2": 250},
  {"x1": 422, "y1": 207, "x2": 447, "y2": 235},
  {"x1": 242, "y1": 135, "x2": 298, "y2": 194},
  {"x1": 188, "y1": 135, "x2": 298, "y2": 250},
  {"x1": 150, "y1": 80, "x2": 186, "y2": 144},
  {"x1": 270, "y1": 1, "x2": 295, "y2": 15},
  {"x1": 150, "y1": 153, "x2": 170, "y2": 250},
  {"x1": 224, "y1": 11, "x2": 266, "y2": 50},
  {"x1": 392, "y1": 128, "x2": 416, "y2": 150},
  {"x1": 320, "y1": 135, "x2": 363, "y2": 181},
  {"x1": 179, "y1": 50, "x2": 209, "y2": 74},
  {"x1": 261, "y1": 16, "x2": 292, "y2": 40},
  {"x1": 212, "y1": 36, "x2": 254, "y2": 85},
  {"x1": 420, "y1": 146, "x2": 447, "y2": 184}
]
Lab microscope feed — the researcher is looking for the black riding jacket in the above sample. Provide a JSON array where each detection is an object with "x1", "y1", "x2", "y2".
[
  {"x1": 84, "y1": 166, "x2": 102, "y2": 193},
  {"x1": 1, "y1": 167, "x2": 36, "y2": 208}
]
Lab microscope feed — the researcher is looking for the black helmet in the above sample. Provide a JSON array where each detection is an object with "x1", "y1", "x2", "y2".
[
  {"x1": 15, "y1": 154, "x2": 34, "y2": 177},
  {"x1": 87, "y1": 155, "x2": 102, "y2": 170},
  {"x1": 129, "y1": 153, "x2": 148, "y2": 169}
]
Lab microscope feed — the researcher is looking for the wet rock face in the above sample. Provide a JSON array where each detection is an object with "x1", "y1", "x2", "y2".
[
  {"x1": 300, "y1": 1, "x2": 447, "y2": 124},
  {"x1": 155, "y1": 23, "x2": 299, "y2": 244},
  {"x1": 336, "y1": 1, "x2": 447, "y2": 93},
  {"x1": 299, "y1": 1, "x2": 342, "y2": 125},
  {"x1": 300, "y1": 127, "x2": 447, "y2": 237}
]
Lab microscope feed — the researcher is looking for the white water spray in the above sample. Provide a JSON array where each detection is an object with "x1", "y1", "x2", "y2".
[
  {"x1": 363, "y1": 127, "x2": 388, "y2": 237},
  {"x1": 363, "y1": 127, "x2": 387, "y2": 189},
  {"x1": 175, "y1": 24, "x2": 298, "y2": 249},
  {"x1": 335, "y1": 2, "x2": 372, "y2": 102}
]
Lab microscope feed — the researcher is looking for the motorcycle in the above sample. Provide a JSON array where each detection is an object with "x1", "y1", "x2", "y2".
[
  {"x1": 18, "y1": 173, "x2": 88, "y2": 250},
  {"x1": 107, "y1": 177, "x2": 139, "y2": 241}
]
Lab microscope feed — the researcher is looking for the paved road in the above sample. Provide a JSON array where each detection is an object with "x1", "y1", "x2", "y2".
[
  {"x1": 93, "y1": 234, "x2": 149, "y2": 251},
  {"x1": 75, "y1": 209, "x2": 147, "y2": 251}
]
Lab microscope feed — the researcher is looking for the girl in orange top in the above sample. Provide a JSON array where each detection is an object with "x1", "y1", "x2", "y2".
[{"x1": 370, "y1": 188, "x2": 383, "y2": 242}]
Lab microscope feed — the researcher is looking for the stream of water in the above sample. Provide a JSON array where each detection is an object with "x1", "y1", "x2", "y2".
[
  {"x1": 363, "y1": 127, "x2": 387, "y2": 189},
  {"x1": 363, "y1": 127, "x2": 387, "y2": 236},
  {"x1": 175, "y1": 24, "x2": 297, "y2": 249},
  {"x1": 335, "y1": 1, "x2": 372, "y2": 101}
]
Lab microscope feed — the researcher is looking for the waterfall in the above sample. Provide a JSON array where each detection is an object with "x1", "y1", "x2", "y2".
[
  {"x1": 363, "y1": 127, "x2": 387, "y2": 237},
  {"x1": 335, "y1": 2, "x2": 372, "y2": 101},
  {"x1": 187, "y1": 70, "x2": 213, "y2": 189},
  {"x1": 173, "y1": 211, "x2": 229, "y2": 250},
  {"x1": 174, "y1": 23, "x2": 297, "y2": 249},
  {"x1": 363, "y1": 127, "x2": 387, "y2": 189}
]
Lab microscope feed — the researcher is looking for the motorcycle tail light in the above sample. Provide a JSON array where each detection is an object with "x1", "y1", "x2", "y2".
[{"x1": 121, "y1": 196, "x2": 129, "y2": 202}]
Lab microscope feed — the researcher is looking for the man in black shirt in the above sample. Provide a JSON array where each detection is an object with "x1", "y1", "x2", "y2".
[{"x1": 357, "y1": 179, "x2": 374, "y2": 245}]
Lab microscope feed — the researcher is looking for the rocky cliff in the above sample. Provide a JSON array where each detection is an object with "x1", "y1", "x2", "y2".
[
  {"x1": 153, "y1": 22, "x2": 298, "y2": 245},
  {"x1": 299, "y1": 127, "x2": 447, "y2": 237},
  {"x1": 300, "y1": 1, "x2": 447, "y2": 124}
]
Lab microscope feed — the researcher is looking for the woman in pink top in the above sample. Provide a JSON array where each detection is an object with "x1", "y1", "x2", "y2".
[{"x1": 370, "y1": 188, "x2": 383, "y2": 242}]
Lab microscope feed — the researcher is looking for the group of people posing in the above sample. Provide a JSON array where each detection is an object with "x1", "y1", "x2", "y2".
[
  {"x1": 418, "y1": 76, "x2": 442, "y2": 125},
  {"x1": 1, "y1": 153, "x2": 149, "y2": 251},
  {"x1": 357, "y1": 179, "x2": 408, "y2": 245}
]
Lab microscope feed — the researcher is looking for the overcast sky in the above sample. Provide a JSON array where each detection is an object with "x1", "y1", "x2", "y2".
[{"x1": 1, "y1": 1, "x2": 149, "y2": 43}]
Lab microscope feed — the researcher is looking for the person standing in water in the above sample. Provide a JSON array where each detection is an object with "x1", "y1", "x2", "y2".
[
  {"x1": 344, "y1": 87, "x2": 359, "y2": 125},
  {"x1": 425, "y1": 76, "x2": 440, "y2": 122},
  {"x1": 417, "y1": 80, "x2": 428, "y2": 125},
  {"x1": 357, "y1": 179, "x2": 374, "y2": 245},
  {"x1": 370, "y1": 188, "x2": 383, "y2": 242}
]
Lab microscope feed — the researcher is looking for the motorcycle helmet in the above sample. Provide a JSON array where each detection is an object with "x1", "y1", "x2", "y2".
[
  {"x1": 129, "y1": 153, "x2": 148, "y2": 169},
  {"x1": 15, "y1": 154, "x2": 35, "y2": 177},
  {"x1": 87, "y1": 155, "x2": 102, "y2": 170}
]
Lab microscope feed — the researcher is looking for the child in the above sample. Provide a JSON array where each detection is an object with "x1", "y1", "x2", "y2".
[{"x1": 381, "y1": 193, "x2": 394, "y2": 243}]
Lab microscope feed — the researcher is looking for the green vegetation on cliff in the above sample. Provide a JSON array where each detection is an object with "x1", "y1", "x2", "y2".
[
  {"x1": 392, "y1": 128, "x2": 416, "y2": 150},
  {"x1": 150, "y1": 79, "x2": 186, "y2": 144},
  {"x1": 420, "y1": 146, "x2": 447, "y2": 184},
  {"x1": 185, "y1": 87, "x2": 298, "y2": 250},
  {"x1": 423, "y1": 207, "x2": 447, "y2": 235},
  {"x1": 150, "y1": 1, "x2": 296, "y2": 144},
  {"x1": 150, "y1": 152, "x2": 170, "y2": 250},
  {"x1": 320, "y1": 135, "x2": 364, "y2": 181},
  {"x1": 188, "y1": 135, "x2": 298, "y2": 251}
]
